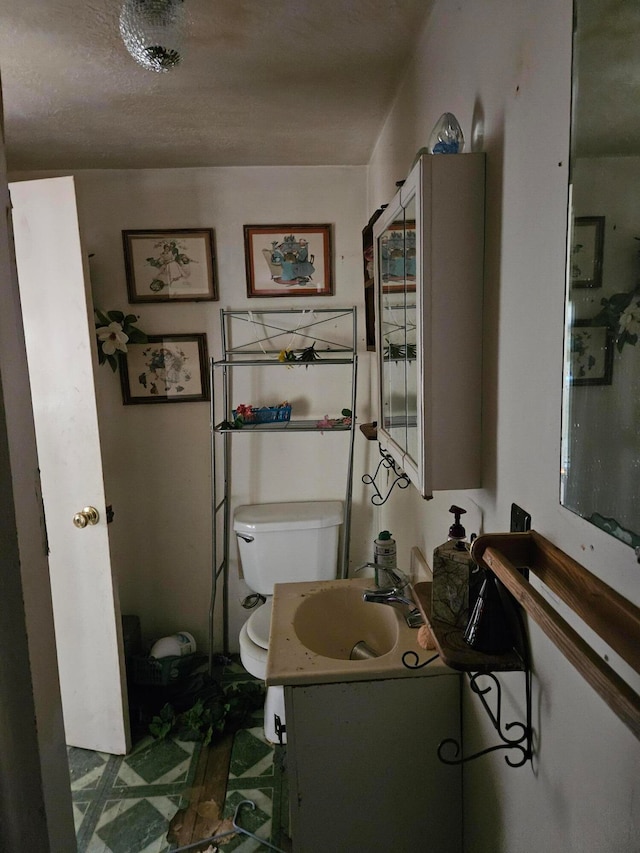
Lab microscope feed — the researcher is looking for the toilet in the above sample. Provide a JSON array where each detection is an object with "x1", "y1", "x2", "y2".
[{"x1": 233, "y1": 500, "x2": 343, "y2": 743}]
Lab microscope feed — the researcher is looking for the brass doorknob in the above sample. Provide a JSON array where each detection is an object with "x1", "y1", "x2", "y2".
[{"x1": 73, "y1": 506, "x2": 100, "y2": 528}]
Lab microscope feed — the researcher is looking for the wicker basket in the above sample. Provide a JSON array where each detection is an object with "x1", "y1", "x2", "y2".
[{"x1": 234, "y1": 404, "x2": 292, "y2": 424}]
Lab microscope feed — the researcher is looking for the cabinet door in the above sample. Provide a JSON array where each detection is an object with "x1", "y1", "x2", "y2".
[
  {"x1": 285, "y1": 676, "x2": 462, "y2": 852},
  {"x1": 375, "y1": 162, "x2": 423, "y2": 489},
  {"x1": 374, "y1": 153, "x2": 485, "y2": 498}
]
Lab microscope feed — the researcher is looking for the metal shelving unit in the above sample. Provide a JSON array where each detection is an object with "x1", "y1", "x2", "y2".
[{"x1": 209, "y1": 307, "x2": 358, "y2": 659}]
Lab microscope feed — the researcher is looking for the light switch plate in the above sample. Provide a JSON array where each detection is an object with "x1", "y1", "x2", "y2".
[{"x1": 510, "y1": 503, "x2": 532, "y2": 533}]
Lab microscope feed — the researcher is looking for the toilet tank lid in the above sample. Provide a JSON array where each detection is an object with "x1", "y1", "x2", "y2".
[{"x1": 233, "y1": 501, "x2": 343, "y2": 533}]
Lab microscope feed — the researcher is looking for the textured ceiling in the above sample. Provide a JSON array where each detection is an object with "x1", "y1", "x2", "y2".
[{"x1": 0, "y1": 0, "x2": 432, "y2": 171}]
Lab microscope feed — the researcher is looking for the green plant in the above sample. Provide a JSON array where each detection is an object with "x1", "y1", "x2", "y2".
[
  {"x1": 297, "y1": 343, "x2": 321, "y2": 364},
  {"x1": 149, "y1": 680, "x2": 265, "y2": 746}
]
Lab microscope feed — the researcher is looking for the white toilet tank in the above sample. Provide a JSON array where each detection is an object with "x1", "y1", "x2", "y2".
[{"x1": 233, "y1": 501, "x2": 343, "y2": 595}]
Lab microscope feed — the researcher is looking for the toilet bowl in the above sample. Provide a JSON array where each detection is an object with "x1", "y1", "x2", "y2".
[
  {"x1": 233, "y1": 500, "x2": 343, "y2": 743},
  {"x1": 239, "y1": 601, "x2": 286, "y2": 743}
]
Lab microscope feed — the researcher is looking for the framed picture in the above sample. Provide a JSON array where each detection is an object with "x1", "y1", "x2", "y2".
[
  {"x1": 569, "y1": 322, "x2": 613, "y2": 386},
  {"x1": 571, "y1": 216, "x2": 604, "y2": 288},
  {"x1": 122, "y1": 229, "x2": 217, "y2": 303},
  {"x1": 243, "y1": 224, "x2": 333, "y2": 297},
  {"x1": 120, "y1": 334, "x2": 210, "y2": 404}
]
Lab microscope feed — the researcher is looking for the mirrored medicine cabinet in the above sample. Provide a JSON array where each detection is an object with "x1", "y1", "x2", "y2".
[
  {"x1": 373, "y1": 152, "x2": 485, "y2": 498},
  {"x1": 561, "y1": 0, "x2": 640, "y2": 552}
]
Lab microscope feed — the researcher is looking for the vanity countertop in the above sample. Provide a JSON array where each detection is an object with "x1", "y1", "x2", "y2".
[{"x1": 266, "y1": 576, "x2": 453, "y2": 687}]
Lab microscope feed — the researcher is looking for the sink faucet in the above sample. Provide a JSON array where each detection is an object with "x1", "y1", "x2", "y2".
[{"x1": 360, "y1": 565, "x2": 424, "y2": 628}]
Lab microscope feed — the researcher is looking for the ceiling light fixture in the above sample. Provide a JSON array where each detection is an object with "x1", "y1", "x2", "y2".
[{"x1": 119, "y1": 0, "x2": 186, "y2": 73}]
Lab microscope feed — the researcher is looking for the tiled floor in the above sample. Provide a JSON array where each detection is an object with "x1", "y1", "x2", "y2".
[
  {"x1": 68, "y1": 658, "x2": 289, "y2": 853},
  {"x1": 223, "y1": 723, "x2": 289, "y2": 852},
  {"x1": 69, "y1": 736, "x2": 201, "y2": 853}
]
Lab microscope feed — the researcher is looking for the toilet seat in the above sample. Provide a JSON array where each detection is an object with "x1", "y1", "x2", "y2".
[
  {"x1": 239, "y1": 599, "x2": 273, "y2": 681},
  {"x1": 246, "y1": 598, "x2": 272, "y2": 650},
  {"x1": 239, "y1": 621, "x2": 267, "y2": 679}
]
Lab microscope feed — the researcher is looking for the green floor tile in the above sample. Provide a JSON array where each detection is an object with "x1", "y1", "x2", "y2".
[
  {"x1": 229, "y1": 728, "x2": 273, "y2": 777},
  {"x1": 121, "y1": 738, "x2": 191, "y2": 785},
  {"x1": 67, "y1": 746, "x2": 108, "y2": 788},
  {"x1": 96, "y1": 798, "x2": 169, "y2": 853}
]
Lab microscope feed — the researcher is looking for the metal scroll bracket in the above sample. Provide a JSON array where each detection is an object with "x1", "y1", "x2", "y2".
[
  {"x1": 437, "y1": 669, "x2": 533, "y2": 768},
  {"x1": 362, "y1": 442, "x2": 411, "y2": 505}
]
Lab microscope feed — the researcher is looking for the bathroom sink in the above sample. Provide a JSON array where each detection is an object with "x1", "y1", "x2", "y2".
[
  {"x1": 292, "y1": 584, "x2": 399, "y2": 660},
  {"x1": 267, "y1": 576, "x2": 451, "y2": 687}
]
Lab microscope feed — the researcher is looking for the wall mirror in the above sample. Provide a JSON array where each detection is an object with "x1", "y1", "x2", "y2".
[{"x1": 561, "y1": 0, "x2": 640, "y2": 551}]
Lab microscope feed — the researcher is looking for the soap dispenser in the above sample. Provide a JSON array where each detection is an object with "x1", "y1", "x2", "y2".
[{"x1": 431, "y1": 505, "x2": 475, "y2": 628}]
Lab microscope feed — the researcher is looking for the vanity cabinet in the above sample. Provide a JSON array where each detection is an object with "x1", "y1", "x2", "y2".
[
  {"x1": 374, "y1": 153, "x2": 485, "y2": 498},
  {"x1": 284, "y1": 673, "x2": 462, "y2": 852}
]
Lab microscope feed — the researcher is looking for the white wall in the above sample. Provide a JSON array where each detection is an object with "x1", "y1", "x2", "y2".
[
  {"x1": 11, "y1": 165, "x2": 374, "y2": 652},
  {"x1": 368, "y1": 1, "x2": 640, "y2": 851}
]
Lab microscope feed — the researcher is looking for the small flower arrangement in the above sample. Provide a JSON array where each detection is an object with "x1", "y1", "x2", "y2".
[
  {"x1": 95, "y1": 309, "x2": 147, "y2": 372},
  {"x1": 317, "y1": 408, "x2": 352, "y2": 431},
  {"x1": 225, "y1": 402, "x2": 292, "y2": 429},
  {"x1": 233, "y1": 403, "x2": 254, "y2": 426}
]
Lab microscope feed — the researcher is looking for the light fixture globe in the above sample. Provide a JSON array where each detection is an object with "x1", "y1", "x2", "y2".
[{"x1": 119, "y1": 0, "x2": 186, "y2": 73}]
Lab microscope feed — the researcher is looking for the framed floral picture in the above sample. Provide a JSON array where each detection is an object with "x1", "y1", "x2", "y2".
[
  {"x1": 571, "y1": 216, "x2": 604, "y2": 288},
  {"x1": 569, "y1": 322, "x2": 613, "y2": 386},
  {"x1": 122, "y1": 229, "x2": 217, "y2": 303},
  {"x1": 120, "y1": 334, "x2": 210, "y2": 404},
  {"x1": 243, "y1": 224, "x2": 333, "y2": 297}
]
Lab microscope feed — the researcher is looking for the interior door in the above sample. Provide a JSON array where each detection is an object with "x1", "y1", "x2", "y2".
[{"x1": 10, "y1": 176, "x2": 130, "y2": 754}]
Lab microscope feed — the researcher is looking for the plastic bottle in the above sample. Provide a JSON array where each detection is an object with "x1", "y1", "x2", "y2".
[{"x1": 374, "y1": 530, "x2": 397, "y2": 568}]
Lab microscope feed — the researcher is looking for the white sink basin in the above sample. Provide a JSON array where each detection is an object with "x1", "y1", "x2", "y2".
[
  {"x1": 266, "y1": 576, "x2": 450, "y2": 686},
  {"x1": 292, "y1": 583, "x2": 399, "y2": 659}
]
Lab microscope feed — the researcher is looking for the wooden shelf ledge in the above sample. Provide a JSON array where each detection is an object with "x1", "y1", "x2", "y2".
[
  {"x1": 471, "y1": 531, "x2": 640, "y2": 741},
  {"x1": 412, "y1": 581, "x2": 525, "y2": 673},
  {"x1": 359, "y1": 421, "x2": 378, "y2": 441}
]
